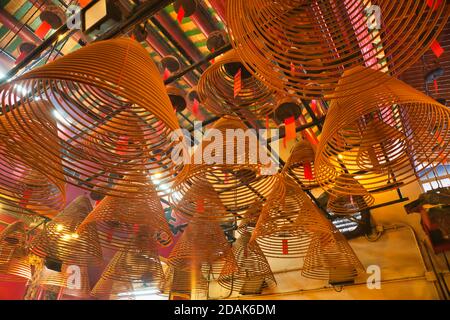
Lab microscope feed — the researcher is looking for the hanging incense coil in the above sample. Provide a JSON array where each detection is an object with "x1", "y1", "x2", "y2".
[
  {"x1": 0, "y1": 106, "x2": 66, "y2": 217},
  {"x1": 170, "y1": 116, "x2": 278, "y2": 221},
  {"x1": 167, "y1": 216, "x2": 237, "y2": 275},
  {"x1": 218, "y1": 232, "x2": 276, "y2": 294},
  {"x1": 0, "y1": 38, "x2": 181, "y2": 198},
  {"x1": 30, "y1": 196, "x2": 102, "y2": 266},
  {"x1": 251, "y1": 174, "x2": 334, "y2": 258},
  {"x1": 78, "y1": 174, "x2": 172, "y2": 250},
  {"x1": 315, "y1": 66, "x2": 450, "y2": 205},
  {"x1": 38, "y1": 265, "x2": 91, "y2": 298},
  {"x1": 165, "y1": 265, "x2": 209, "y2": 296},
  {"x1": 0, "y1": 221, "x2": 32, "y2": 282},
  {"x1": 227, "y1": 0, "x2": 450, "y2": 99},
  {"x1": 286, "y1": 139, "x2": 319, "y2": 190},
  {"x1": 97, "y1": 238, "x2": 166, "y2": 293},
  {"x1": 302, "y1": 231, "x2": 364, "y2": 283},
  {"x1": 326, "y1": 174, "x2": 375, "y2": 215},
  {"x1": 197, "y1": 50, "x2": 277, "y2": 118}
]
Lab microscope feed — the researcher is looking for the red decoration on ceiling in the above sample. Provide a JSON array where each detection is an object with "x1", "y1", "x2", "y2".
[
  {"x1": 431, "y1": 40, "x2": 444, "y2": 58},
  {"x1": 177, "y1": 5, "x2": 185, "y2": 24},
  {"x1": 303, "y1": 162, "x2": 314, "y2": 180},
  {"x1": 35, "y1": 21, "x2": 52, "y2": 39}
]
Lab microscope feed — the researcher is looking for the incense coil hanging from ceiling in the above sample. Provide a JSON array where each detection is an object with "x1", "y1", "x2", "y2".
[
  {"x1": 227, "y1": 0, "x2": 450, "y2": 99},
  {"x1": 302, "y1": 231, "x2": 364, "y2": 283},
  {"x1": 218, "y1": 231, "x2": 276, "y2": 294},
  {"x1": 164, "y1": 265, "x2": 209, "y2": 296},
  {"x1": 250, "y1": 174, "x2": 334, "y2": 258},
  {"x1": 286, "y1": 139, "x2": 319, "y2": 190},
  {"x1": 0, "y1": 107, "x2": 66, "y2": 217},
  {"x1": 78, "y1": 173, "x2": 172, "y2": 250},
  {"x1": 169, "y1": 116, "x2": 277, "y2": 222},
  {"x1": 0, "y1": 38, "x2": 182, "y2": 198},
  {"x1": 30, "y1": 196, "x2": 103, "y2": 267},
  {"x1": 315, "y1": 66, "x2": 450, "y2": 211},
  {"x1": 197, "y1": 50, "x2": 277, "y2": 118},
  {"x1": 96, "y1": 237, "x2": 166, "y2": 294},
  {"x1": 0, "y1": 221, "x2": 32, "y2": 282},
  {"x1": 167, "y1": 215, "x2": 237, "y2": 276}
]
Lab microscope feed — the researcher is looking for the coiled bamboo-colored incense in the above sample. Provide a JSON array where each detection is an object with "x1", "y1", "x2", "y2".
[
  {"x1": 0, "y1": 38, "x2": 181, "y2": 198},
  {"x1": 30, "y1": 196, "x2": 102, "y2": 266},
  {"x1": 315, "y1": 67, "x2": 450, "y2": 212},
  {"x1": 227, "y1": 0, "x2": 450, "y2": 99}
]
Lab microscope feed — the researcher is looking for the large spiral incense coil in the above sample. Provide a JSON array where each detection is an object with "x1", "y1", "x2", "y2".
[
  {"x1": 0, "y1": 107, "x2": 65, "y2": 217},
  {"x1": 227, "y1": 0, "x2": 450, "y2": 99},
  {"x1": 167, "y1": 216, "x2": 237, "y2": 275},
  {"x1": 98, "y1": 238, "x2": 166, "y2": 292},
  {"x1": 78, "y1": 174, "x2": 172, "y2": 250},
  {"x1": 0, "y1": 221, "x2": 32, "y2": 282},
  {"x1": 39, "y1": 265, "x2": 91, "y2": 298},
  {"x1": 165, "y1": 265, "x2": 209, "y2": 296},
  {"x1": 0, "y1": 38, "x2": 181, "y2": 198},
  {"x1": 170, "y1": 116, "x2": 277, "y2": 221},
  {"x1": 315, "y1": 66, "x2": 450, "y2": 204},
  {"x1": 326, "y1": 174, "x2": 375, "y2": 215},
  {"x1": 251, "y1": 174, "x2": 333, "y2": 258},
  {"x1": 218, "y1": 232, "x2": 276, "y2": 294},
  {"x1": 302, "y1": 231, "x2": 364, "y2": 283},
  {"x1": 197, "y1": 50, "x2": 277, "y2": 118},
  {"x1": 30, "y1": 196, "x2": 102, "y2": 266},
  {"x1": 286, "y1": 139, "x2": 319, "y2": 190}
]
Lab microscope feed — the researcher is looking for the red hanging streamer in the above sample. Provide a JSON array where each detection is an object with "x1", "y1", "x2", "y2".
[
  {"x1": 163, "y1": 68, "x2": 171, "y2": 81},
  {"x1": 210, "y1": 48, "x2": 215, "y2": 64},
  {"x1": 266, "y1": 115, "x2": 269, "y2": 130},
  {"x1": 282, "y1": 239, "x2": 289, "y2": 255},
  {"x1": 303, "y1": 162, "x2": 314, "y2": 180},
  {"x1": 234, "y1": 68, "x2": 242, "y2": 98},
  {"x1": 20, "y1": 189, "x2": 32, "y2": 208},
  {"x1": 284, "y1": 116, "x2": 296, "y2": 142},
  {"x1": 177, "y1": 5, "x2": 185, "y2": 24},
  {"x1": 192, "y1": 98, "x2": 200, "y2": 116},
  {"x1": 427, "y1": 0, "x2": 443, "y2": 11},
  {"x1": 133, "y1": 224, "x2": 140, "y2": 235},
  {"x1": 35, "y1": 21, "x2": 52, "y2": 39},
  {"x1": 115, "y1": 136, "x2": 129, "y2": 155},
  {"x1": 431, "y1": 40, "x2": 444, "y2": 58},
  {"x1": 311, "y1": 99, "x2": 317, "y2": 114},
  {"x1": 434, "y1": 79, "x2": 439, "y2": 94},
  {"x1": 197, "y1": 198, "x2": 205, "y2": 212}
]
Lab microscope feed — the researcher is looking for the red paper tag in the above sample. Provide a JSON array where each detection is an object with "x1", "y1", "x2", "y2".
[
  {"x1": 234, "y1": 68, "x2": 242, "y2": 98},
  {"x1": 192, "y1": 98, "x2": 200, "y2": 116},
  {"x1": 197, "y1": 198, "x2": 204, "y2": 212},
  {"x1": 303, "y1": 162, "x2": 314, "y2": 180},
  {"x1": 434, "y1": 79, "x2": 439, "y2": 94},
  {"x1": 177, "y1": 5, "x2": 185, "y2": 24},
  {"x1": 79, "y1": 0, "x2": 92, "y2": 7},
  {"x1": 210, "y1": 48, "x2": 215, "y2": 64},
  {"x1": 284, "y1": 116, "x2": 296, "y2": 142},
  {"x1": 311, "y1": 99, "x2": 317, "y2": 113},
  {"x1": 20, "y1": 189, "x2": 32, "y2": 208},
  {"x1": 427, "y1": 0, "x2": 443, "y2": 11},
  {"x1": 35, "y1": 21, "x2": 52, "y2": 39},
  {"x1": 133, "y1": 224, "x2": 140, "y2": 235},
  {"x1": 266, "y1": 115, "x2": 269, "y2": 130},
  {"x1": 282, "y1": 239, "x2": 289, "y2": 255},
  {"x1": 163, "y1": 68, "x2": 171, "y2": 81},
  {"x1": 431, "y1": 40, "x2": 444, "y2": 58},
  {"x1": 115, "y1": 136, "x2": 129, "y2": 155}
]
